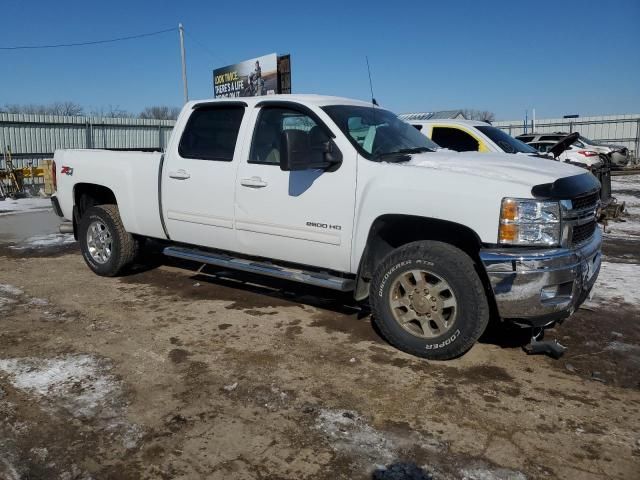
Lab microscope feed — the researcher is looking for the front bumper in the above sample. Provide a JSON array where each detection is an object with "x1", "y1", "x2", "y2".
[{"x1": 480, "y1": 228, "x2": 602, "y2": 327}]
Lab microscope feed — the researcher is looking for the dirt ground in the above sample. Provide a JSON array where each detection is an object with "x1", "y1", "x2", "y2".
[{"x1": 1, "y1": 179, "x2": 639, "y2": 480}]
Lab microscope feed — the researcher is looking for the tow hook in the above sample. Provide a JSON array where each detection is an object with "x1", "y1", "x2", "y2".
[{"x1": 523, "y1": 328, "x2": 567, "y2": 359}]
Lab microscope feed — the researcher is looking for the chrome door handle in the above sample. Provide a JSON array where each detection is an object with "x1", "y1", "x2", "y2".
[
  {"x1": 169, "y1": 169, "x2": 190, "y2": 180},
  {"x1": 240, "y1": 176, "x2": 268, "y2": 188}
]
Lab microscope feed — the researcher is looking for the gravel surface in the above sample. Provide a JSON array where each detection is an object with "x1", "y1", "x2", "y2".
[{"x1": 0, "y1": 176, "x2": 639, "y2": 479}]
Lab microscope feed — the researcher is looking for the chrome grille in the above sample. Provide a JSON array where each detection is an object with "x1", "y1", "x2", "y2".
[
  {"x1": 562, "y1": 190, "x2": 600, "y2": 247},
  {"x1": 571, "y1": 220, "x2": 597, "y2": 246},
  {"x1": 572, "y1": 192, "x2": 599, "y2": 212}
]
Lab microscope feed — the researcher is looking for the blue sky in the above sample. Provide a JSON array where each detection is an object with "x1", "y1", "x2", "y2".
[{"x1": 1, "y1": 0, "x2": 638, "y2": 120}]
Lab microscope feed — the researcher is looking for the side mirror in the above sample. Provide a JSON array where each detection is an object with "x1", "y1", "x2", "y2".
[{"x1": 279, "y1": 130, "x2": 342, "y2": 171}]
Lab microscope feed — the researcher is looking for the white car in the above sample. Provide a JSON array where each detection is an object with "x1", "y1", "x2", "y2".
[
  {"x1": 51, "y1": 95, "x2": 602, "y2": 360},
  {"x1": 526, "y1": 140, "x2": 602, "y2": 168},
  {"x1": 516, "y1": 132, "x2": 630, "y2": 168}
]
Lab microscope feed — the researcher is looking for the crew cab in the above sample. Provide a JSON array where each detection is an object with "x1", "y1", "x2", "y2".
[{"x1": 51, "y1": 95, "x2": 602, "y2": 360}]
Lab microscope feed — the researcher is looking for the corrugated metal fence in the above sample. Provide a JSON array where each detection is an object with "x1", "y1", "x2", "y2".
[
  {"x1": 493, "y1": 114, "x2": 640, "y2": 158},
  {"x1": 2, "y1": 111, "x2": 639, "y2": 172},
  {"x1": 0, "y1": 112, "x2": 175, "y2": 170}
]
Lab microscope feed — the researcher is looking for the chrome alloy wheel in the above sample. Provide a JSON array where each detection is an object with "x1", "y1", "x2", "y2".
[
  {"x1": 86, "y1": 220, "x2": 113, "y2": 264},
  {"x1": 389, "y1": 269, "x2": 458, "y2": 338}
]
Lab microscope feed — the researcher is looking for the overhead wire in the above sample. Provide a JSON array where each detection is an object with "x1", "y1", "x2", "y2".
[
  {"x1": 182, "y1": 28, "x2": 221, "y2": 64},
  {"x1": 0, "y1": 27, "x2": 176, "y2": 50}
]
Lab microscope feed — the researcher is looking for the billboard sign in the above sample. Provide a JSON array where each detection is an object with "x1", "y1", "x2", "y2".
[{"x1": 213, "y1": 53, "x2": 278, "y2": 98}]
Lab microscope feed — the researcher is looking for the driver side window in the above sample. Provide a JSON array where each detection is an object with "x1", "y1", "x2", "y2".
[{"x1": 249, "y1": 107, "x2": 327, "y2": 165}]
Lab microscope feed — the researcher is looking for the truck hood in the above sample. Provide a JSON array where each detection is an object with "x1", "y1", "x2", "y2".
[{"x1": 394, "y1": 150, "x2": 588, "y2": 189}]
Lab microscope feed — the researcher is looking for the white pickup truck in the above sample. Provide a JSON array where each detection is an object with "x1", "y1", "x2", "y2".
[{"x1": 51, "y1": 95, "x2": 602, "y2": 360}]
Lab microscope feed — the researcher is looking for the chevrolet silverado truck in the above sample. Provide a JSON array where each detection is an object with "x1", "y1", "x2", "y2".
[{"x1": 51, "y1": 95, "x2": 602, "y2": 360}]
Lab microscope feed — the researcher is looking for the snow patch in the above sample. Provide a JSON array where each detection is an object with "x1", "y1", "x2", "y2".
[
  {"x1": 0, "y1": 197, "x2": 52, "y2": 216},
  {"x1": 315, "y1": 408, "x2": 443, "y2": 466},
  {"x1": 316, "y1": 409, "x2": 396, "y2": 464},
  {"x1": 9, "y1": 233, "x2": 75, "y2": 249},
  {"x1": 0, "y1": 284, "x2": 23, "y2": 311},
  {"x1": 0, "y1": 284, "x2": 23, "y2": 296},
  {"x1": 397, "y1": 157, "x2": 522, "y2": 183},
  {"x1": 27, "y1": 297, "x2": 49, "y2": 306},
  {"x1": 0, "y1": 355, "x2": 120, "y2": 419},
  {"x1": 614, "y1": 193, "x2": 640, "y2": 208},
  {"x1": 605, "y1": 341, "x2": 640, "y2": 355},
  {"x1": 588, "y1": 262, "x2": 640, "y2": 306},
  {"x1": 460, "y1": 467, "x2": 527, "y2": 480},
  {"x1": 0, "y1": 458, "x2": 20, "y2": 480}
]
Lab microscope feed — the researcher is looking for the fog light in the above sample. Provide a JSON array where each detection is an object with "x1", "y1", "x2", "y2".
[
  {"x1": 540, "y1": 286, "x2": 559, "y2": 300},
  {"x1": 540, "y1": 282, "x2": 574, "y2": 304}
]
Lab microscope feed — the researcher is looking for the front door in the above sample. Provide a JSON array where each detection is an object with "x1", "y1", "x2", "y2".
[
  {"x1": 162, "y1": 102, "x2": 246, "y2": 251},
  {"x1": 234, "y1": 104, "x2": 357, "y2": 272}
]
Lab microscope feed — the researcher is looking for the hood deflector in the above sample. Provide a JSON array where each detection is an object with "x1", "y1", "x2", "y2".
[{"x1": 531, "y1": 172, "x2": 600, "y2": 200}]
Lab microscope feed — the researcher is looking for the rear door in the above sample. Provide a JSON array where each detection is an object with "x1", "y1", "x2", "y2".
[
  {"x1": 234, "y1": 103, "x2": 357, "y2": 272},
  {"x1": 161, "y1": 102, "x2": 246, "y2": 251}
]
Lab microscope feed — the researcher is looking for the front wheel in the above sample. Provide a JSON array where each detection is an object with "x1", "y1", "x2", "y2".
[
  {"x1": 370, "y1": 241, "x2": 489, "y2": 360},
  {"x1": 79, "y1": 204, "x2": 138, "y2": 277}
]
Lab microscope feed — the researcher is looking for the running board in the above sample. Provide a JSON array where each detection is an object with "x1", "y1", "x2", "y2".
[{"x1": 163, "y1": 246, "x2": 355, "y2": 292}]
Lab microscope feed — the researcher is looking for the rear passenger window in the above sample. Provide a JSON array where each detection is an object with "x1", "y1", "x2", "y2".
[
  {"x1": 431, "y1": 127, "x2": 479, "y2": 152},
  {"x1": 179, "y1": 105, "x2": 245, "y2": 161}
]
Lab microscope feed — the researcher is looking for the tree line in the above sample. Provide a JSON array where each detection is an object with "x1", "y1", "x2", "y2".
[
  {"x1": 1, "y1": 102, "x2": 496, "y2": 123},
  {"x1": 0, "y1": 102, "x2": 181, "y2": 120},
  {"x1": 461, "y1": 109, "x2": 495, "y2": 122}
]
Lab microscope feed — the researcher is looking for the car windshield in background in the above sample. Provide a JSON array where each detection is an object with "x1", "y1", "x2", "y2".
[
  {"x1": 322, "y1": 105, "x2": 439, "y2": 161},
  {"x1": 476, "y1": 126, "x2": 538, "y2": 154}
]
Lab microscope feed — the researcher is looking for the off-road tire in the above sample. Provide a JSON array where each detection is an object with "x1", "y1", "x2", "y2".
[
  {"x1": 79, "y1": 204, "x2": 138, "y2": 277},
  {"x1": 370, "y1": 241, "x2": 489, "y2": 360}
]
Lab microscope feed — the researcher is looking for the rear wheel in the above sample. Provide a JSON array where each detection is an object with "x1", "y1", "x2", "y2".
[
  {"x1": 79, "y1": 204, "x2": 138, "y2": 276},
  {"x1": 370, "y1": 241, "x2": 489, "y2": 360}
]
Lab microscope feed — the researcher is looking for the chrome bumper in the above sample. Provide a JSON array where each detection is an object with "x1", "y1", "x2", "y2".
[{"x1": 480, "y1": 228, "x2": 602, "y2": 326}]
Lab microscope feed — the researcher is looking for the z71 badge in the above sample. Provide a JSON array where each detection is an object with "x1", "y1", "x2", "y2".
[{"x1": 60, "y1": 166, "x2": 74, "y2": 176}]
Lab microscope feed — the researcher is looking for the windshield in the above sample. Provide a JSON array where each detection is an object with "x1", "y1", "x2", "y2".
[
  {"x1": 476, "y1": 126, "x2": 537, "y2": 154},
  {"x1": 322, "y1": 105, "x2": 439, "y2": 160}
]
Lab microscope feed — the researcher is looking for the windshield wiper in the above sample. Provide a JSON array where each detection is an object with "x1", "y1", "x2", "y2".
[
  {"x1": 395, "y1": 147, "x2": 432, "y2": 154},
  {"x1": 374, "y1": 147, "x2": 432, "y2": 162}
]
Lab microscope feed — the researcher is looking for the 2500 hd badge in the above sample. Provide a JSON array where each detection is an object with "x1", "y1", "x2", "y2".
[{"x1": 306, "y1": 222, "x2": 342, "y2": 230}]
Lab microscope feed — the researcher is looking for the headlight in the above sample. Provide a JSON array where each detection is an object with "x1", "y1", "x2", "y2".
[{"x1": 498, "y1": 198, "x2": 561, "y2": 246}]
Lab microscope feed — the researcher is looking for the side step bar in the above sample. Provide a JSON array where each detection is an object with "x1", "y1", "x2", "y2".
[{"x1": 163, "y1": 246, "x2": 356, "y2": 292}]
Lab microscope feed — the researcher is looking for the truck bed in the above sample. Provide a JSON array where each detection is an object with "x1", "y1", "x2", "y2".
[{"x1": 53, "y1": 149, "x2": 167, "y2": 240}]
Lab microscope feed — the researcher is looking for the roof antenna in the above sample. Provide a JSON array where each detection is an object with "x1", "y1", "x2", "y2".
[{"x1": 365, "y1": 56, "x2": 378, "y2": 106}]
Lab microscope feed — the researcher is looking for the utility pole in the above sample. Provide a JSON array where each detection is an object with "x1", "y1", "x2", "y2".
[
  {"x1": 179, "y1": 23, "x2": 188, "y2": 104},
  {"x1": 532, "y1": 108, "x2": 536, "y2": 132}
]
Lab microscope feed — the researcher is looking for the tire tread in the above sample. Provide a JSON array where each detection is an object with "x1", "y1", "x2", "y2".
[
  {"x1": 80, "y1": 204, "x2": 138, "y2": 276},
  {"x1": 370, "y1": 241, "x2": 489, "y2": 360}
]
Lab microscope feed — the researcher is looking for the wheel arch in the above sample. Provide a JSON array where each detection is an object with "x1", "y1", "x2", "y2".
[
  {"x1": 72, "y1": 183, "x2": 118, "y2": 239},
  {"x1": 354, "y1": 214, "x2": 490, "y2": 302}
]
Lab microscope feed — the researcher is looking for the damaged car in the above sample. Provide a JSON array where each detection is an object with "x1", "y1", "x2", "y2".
[{"x1": 517, "y1": 132, "x2": 631, "y2": 168}]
